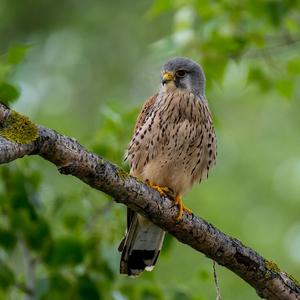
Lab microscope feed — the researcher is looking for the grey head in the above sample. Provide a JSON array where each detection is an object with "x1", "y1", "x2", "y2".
[{"x1": 161, "y1": 57, "x2": 206, "y2": 97}]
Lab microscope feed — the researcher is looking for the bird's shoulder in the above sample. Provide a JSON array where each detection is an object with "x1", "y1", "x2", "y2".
[{"x1": 133, "y1": 93, "x2": 158, "y2": 134}]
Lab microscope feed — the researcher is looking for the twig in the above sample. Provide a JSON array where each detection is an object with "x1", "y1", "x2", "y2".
[{"x1": 213, "y1": 261, "x2": 222, "y2": 300}]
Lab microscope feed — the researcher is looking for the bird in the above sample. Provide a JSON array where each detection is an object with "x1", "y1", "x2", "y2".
[{"x1": 118, "y1": 57, "x2": 217, "y2": 276}]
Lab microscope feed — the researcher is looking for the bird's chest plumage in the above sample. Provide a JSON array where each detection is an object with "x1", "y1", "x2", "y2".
[{"x1": 127, "y1": 90, "x2": 216, "y2": 194}]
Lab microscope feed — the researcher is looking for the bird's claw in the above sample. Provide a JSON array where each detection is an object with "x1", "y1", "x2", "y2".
[
  {"x1": 174, "y1": 194, "x2": 192, "y2": 221},
  {"x1": 146, "y1": 180, "x2": 171, "y2": 196},
  {"x1": 146, "y1": 181, "x2": 191, "y2": 221}
]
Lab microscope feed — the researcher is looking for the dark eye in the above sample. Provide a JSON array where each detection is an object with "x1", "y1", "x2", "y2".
[{"x1": 176, "y1": 70, "x2": 187, "y2": 77}]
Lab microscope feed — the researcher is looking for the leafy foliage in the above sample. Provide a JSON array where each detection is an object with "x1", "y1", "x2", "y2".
[
  {"x1": 149, "y1": 0, "x2": 300, "y2": 99},
  {"x1": 0, "y1": 45, "x2": 29, "y2": 105}
]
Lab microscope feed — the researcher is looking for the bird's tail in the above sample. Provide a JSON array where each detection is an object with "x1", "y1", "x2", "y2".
[{"x1": 119, "y1": 211, "x2": 165, "y2": 276}]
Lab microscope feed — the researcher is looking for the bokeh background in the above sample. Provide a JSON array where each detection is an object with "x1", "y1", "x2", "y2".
[{"x1": 1, "y1": 1, "x2": 300, "y2": 299}]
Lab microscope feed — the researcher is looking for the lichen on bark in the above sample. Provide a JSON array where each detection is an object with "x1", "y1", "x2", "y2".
[
  {"x1": 265, "y1": 260, "x2": 281, "y2": 273},
  {"x1": 0, "y1": 110, "x2": 39, "y2": 144}
]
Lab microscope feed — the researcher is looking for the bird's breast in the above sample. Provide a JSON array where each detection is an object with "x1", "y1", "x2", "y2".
[{"x1": 128, "y1": 90, "x2": 216, "y2": 194}]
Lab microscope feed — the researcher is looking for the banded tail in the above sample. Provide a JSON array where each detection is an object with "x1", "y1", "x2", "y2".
[{"x1": 119, "y1": 209, "x2": 165, "y2": 276}]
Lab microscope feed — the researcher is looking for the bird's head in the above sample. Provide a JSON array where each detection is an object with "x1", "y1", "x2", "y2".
[{"x1": 161, "y1": 57, "x2": 205, "y2": 97}]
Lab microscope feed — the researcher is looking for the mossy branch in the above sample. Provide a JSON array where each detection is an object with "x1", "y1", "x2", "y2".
[
  {"x1": 0, "y1": 103, "x2": 299, "y2": 300},
  {"x1": 0, "y1": 110, "x2": 38, "y2": 144}
]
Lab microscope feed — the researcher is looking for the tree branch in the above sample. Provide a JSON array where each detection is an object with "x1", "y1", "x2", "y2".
[{"x1": 0, "y1": 103, "x2": 299, "y2": 300}]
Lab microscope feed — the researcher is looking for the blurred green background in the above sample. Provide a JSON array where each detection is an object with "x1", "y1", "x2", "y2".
[{"x1": 1, "y1": 0, "x2": 300, "y2": 299}]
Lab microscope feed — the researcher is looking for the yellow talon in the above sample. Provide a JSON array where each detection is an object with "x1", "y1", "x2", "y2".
[
  {"x1": 146, "y1": 180, "x2": 170, "y2": 196},
  {"x1": 174, "y1": 194, "x2": 192, "y2": 221},
  {"x1": 146, "y1": 181, "x2": 191, "y2": 221}
]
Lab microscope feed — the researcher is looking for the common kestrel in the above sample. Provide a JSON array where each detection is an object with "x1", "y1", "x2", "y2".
[{"x1": 119, "y1": 57, "x2": 217, "y2": 276}]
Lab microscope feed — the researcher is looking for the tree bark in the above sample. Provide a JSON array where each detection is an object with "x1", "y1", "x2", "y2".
[{"x1": 0, "y1": 103, "x2": 299, "y2": 300}]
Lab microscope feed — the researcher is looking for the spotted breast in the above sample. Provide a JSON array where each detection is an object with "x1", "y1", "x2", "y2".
[{"x1": 126, "y1": 89, "x2": 216, "y2": 194}]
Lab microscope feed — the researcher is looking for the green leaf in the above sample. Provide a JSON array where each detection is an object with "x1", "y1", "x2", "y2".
[
  {"x1": 0, "y1": 81, "x2": 20, "y2": 105},
  {"x1": 146, "y1": 0, "x2": 173, "y2": 18},
  {"x1": 10, "y1": 210, "x2": 51, "y2": 252},
  {"x1": 198, "y1": 268, "x2": 210, "y2": 282},
  {"x1": 0, "y1": 64, "x2": 11, "y2": 81},
  {"x1": 7, "y1": 44, "x2": 30, "y2": 65},
  {"x1": 45, "y1": 237, "x2": 84, "y2": 266},
  {"x1": 76, "y1": 275, "x2": 100, "y2": 300},
  {"x1": 266, "y1": 1, "x2": 287, "y2": 27},
  {"x1": 0, "y1": 261, "x2": 14, "y2": 290},
  {"x1": 63, "y1": 214, "x2": 85, "y2": 231},
  {"x1": 287, "y1": 59, "x2": 300, "y2": 76},
  {"x1": 172, "y1": 290, "x2": 191, "y2": 300},
  {"x1": 275, "y1": 79, "x2": 294, "y2": 99},
  {"x1": 39, "y1": 273, "x2": 72, "y2": 300},
  {"x1": 0, "y1": 229, "x2": 17, "y2": 250},
  {"x1": 248, "y1": 67, "x2": 271, "y2": 91},
  {"x1": 96, "y1": 260, "x2": 115, "y2": 281},
  {"x1": 25, "y1": 217, "x2": 51, "y2": 251}
]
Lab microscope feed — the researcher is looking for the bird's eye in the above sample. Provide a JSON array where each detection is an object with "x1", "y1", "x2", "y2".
[{"x1": 176, "y1": 70, "x2": 187, "y2": 77}]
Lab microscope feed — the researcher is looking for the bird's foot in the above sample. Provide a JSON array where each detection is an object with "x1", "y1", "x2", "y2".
[
  {"x1": 174, "y1": 194, "x2": 192, "y2": 221},
  {"x1": 146, "y1": 180, "x2": 171, "y2": 196},
  {"x1": 146, "y1": 181, "x2": 191, "y2": 220}
]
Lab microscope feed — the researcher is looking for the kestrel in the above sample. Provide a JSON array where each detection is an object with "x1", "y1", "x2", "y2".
[{"x1": 119, "y1": 57, "x2": 217, "y2": 276}]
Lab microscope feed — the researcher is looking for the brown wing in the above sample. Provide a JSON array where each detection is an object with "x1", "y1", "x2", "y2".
[
  {"x1": 124, "y1": 93, "x2": 157, "y2": 165},
  {"x1": 118, "y1": 93, "x2": 164, "y2": 274},
  {"x1": 120, "y1": 93, "x2": 158, "y2": 249},
  {"x1": 133, "y1": 93, "x2": 157, "y2": 135}
]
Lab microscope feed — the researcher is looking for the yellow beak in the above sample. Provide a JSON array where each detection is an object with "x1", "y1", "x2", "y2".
[{"x1": 162, "y1": 71, "x2": 174, "y2": 83}]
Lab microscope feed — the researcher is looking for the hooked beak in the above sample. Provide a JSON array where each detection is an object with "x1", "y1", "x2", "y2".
[{"x1": 162, "y1": 71, "x2": 174, "y2": 85}]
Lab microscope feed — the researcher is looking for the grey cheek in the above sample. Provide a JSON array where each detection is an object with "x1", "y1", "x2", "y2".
[{"x1": 182, "y1": 76, "x2": 193, "y2": 91}]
